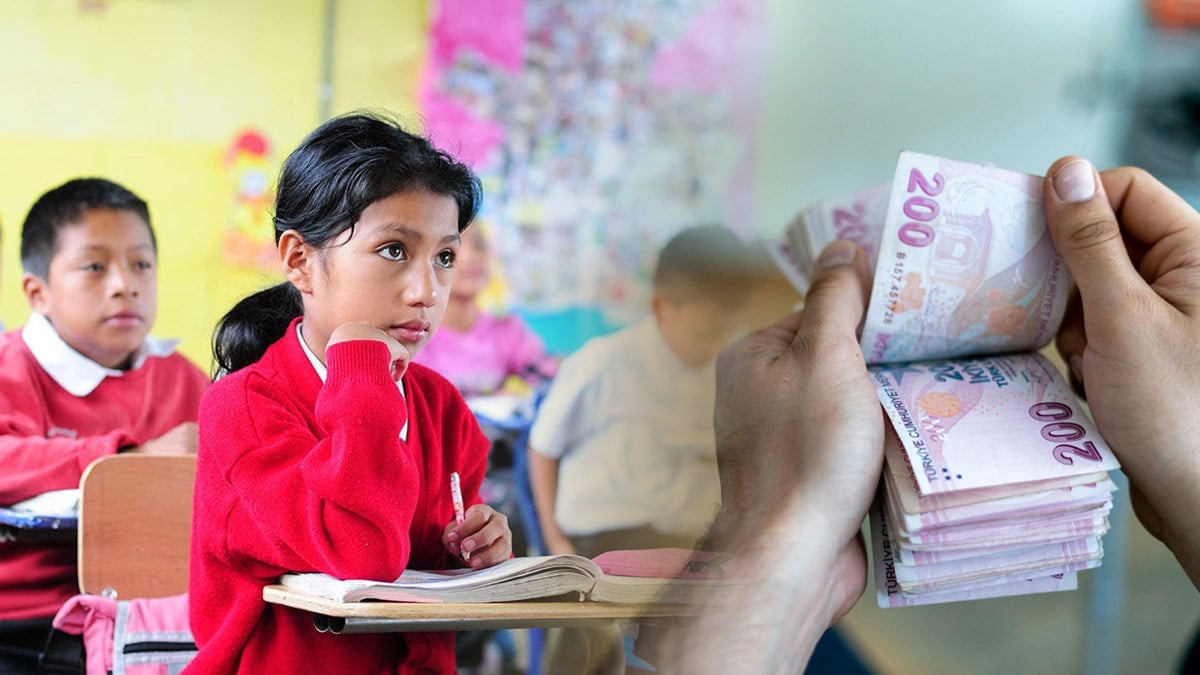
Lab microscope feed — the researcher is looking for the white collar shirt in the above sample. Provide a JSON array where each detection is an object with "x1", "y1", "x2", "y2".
[{"x1": 22, "y1": 312, "x2": 180, "y2": 397}]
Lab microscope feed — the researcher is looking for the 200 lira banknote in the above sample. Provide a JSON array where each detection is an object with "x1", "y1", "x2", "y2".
[
  {"x1": 859, "y1": 152, "x2": 1072, "y2": 364},
  {"x1": 870, "y1": 352, "x2": 1119, "y2": 495}
]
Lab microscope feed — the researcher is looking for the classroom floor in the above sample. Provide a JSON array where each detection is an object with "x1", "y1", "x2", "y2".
[{"x1": 838, "y1": 493, "x2": 1199, "y2": 675}]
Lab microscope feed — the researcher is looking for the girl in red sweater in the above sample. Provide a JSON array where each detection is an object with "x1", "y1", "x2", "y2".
[{"x1": 186, "y1": 112, "x2": 512, "y2": 674}]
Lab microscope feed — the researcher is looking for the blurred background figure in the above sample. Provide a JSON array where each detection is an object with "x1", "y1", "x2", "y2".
[
  {"x1": 415, "y1": 224, "x2": 557, "y2": 397},
  {"x1": 527, "y1": 224, "x2": 754, "y2": 674},
  {"x1": 529, "y1": 225, "x2": 754, "y2": 560}
]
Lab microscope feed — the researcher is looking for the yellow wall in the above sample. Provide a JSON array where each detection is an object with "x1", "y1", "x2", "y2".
[{"x1": 0, "y1": 0, "x2": 429, "y2": 369}]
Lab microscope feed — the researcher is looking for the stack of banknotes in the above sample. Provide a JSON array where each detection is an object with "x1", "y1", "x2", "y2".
[{"x1": 770, "y1": 152, "x2": 1121, "y2": 607}]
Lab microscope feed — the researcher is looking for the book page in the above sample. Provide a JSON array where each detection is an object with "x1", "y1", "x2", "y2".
[{"x1": 280, "y1": 554, "x2": 604, "y2": 603}]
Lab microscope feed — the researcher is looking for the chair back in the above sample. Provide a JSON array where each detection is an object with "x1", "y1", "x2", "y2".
[{"x1": 78, "y1": 454, "x2": 196, "y2": 598}]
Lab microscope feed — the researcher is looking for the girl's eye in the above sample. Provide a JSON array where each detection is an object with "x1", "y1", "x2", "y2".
[
  {"x1": 379, "y1": 244, "x2": 406, "y2": 261},
  {"x1": 134, "y1": 260, "x2": 154, "y2": 271},
  {"x1": 83, "y1": 262, "x2": 104, "y2": 273},
  {"x1": 436, "y1": 249, "x2": 457, "y2": 268}
]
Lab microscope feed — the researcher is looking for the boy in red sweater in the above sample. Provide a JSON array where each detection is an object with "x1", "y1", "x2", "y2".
[
  {"x1": 0, "y1": 178, "x2": 210, "y2": 672},
  {"x1": 187, "y1": 113, "x2": 512, "y2": 674}
]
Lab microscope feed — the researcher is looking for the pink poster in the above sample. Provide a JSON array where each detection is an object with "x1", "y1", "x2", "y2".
[{"x1": 421, "y1": 0, "x2": 765, "y2": 314}]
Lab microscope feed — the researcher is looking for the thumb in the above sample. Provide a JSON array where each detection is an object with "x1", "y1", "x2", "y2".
[
  {"x1": 795, "y1": 239, "x2": 871, "y2": 340},
  {"x1": 1043, "y1": 157, "x2": 1144, "y2": 315}
]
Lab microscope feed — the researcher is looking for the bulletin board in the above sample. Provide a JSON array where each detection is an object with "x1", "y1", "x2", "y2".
[{"x1": 419, "y1": 0, "x2": 766, "y2": 339}]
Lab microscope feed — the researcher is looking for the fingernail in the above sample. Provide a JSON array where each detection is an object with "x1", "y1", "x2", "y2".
[
  {"x1": 1052, "y1": 160, "x2": 1096, "y2": 203},
  {"x1": 815, "y1": 240, "x2": 856, "y2": 270}
]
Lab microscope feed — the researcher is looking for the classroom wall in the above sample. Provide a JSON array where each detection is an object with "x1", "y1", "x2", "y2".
[
  {"x1": 0, "y1": 0, "x2": 1147, "y2": 363},
  {"x1": 0, "y1": 0, "x2": 428, "y2": 368},
  {"x1": 752, "y1": 0, "x2": 1142, "y2": 235}
]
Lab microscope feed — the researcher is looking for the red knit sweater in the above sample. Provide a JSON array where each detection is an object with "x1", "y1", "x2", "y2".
[
  {"x1": 186, "y1": 319, "x2": 489, "y2": 674},
  {"x1": 0, "y1": 330, "x2": 210, "y2": 621}
]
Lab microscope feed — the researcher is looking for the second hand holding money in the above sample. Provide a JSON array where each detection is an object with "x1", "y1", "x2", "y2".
[{"x1": 1045, "y1": 157, "x2": 1200, "y2": 590}]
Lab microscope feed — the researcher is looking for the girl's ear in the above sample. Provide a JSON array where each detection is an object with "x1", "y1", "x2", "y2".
[{"x1": 279, "y1": 230, "x2": 316, "y2": 294}]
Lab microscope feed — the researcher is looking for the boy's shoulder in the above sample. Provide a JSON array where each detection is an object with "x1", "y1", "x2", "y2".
[
  {"x1": 559, "y1": 318, "x2": 652, "y2": 376},
  {"x1": 578, "y1": 320, "x2": 637, "y2": 354}
]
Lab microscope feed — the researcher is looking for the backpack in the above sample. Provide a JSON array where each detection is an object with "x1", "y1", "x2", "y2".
[{"x1": 40, "y1": 593, "x2": 196, "y2": 675}]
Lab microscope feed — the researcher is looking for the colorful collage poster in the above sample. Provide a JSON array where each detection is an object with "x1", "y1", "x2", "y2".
[{"x1": 421, "y1": 0, "x2": 765, "y2": 322}]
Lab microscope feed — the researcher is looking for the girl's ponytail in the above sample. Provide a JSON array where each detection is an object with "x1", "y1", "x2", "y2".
[{"x1": 212, "y1": 282, "x2": 304, "y2": 377}]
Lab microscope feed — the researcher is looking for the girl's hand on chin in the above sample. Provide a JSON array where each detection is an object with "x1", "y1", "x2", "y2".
[{"x1": 327, "y1": 322, "x2": 411, "y2": 380}]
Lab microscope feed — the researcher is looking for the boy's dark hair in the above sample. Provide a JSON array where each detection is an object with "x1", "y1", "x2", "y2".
[
  {"x1": 213, "y1": 111, "x2": 483, "y2": 376},
  {"x1": 653, "y1": 225, "x2": 754, "y2": 308},
  {"x1": 20, "y1": 178, "x2": 155, "y2": 280}
]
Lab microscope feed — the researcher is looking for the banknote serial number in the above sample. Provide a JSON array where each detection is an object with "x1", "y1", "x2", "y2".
[
  {"x1": 1028, "y1": 402, "x2": 1103, "y2": 466},
  {"x1": 897, "y1": 168, "x2": 945, "y2": 248},
  {"x1": 881, "y1": 252, "x2": 908, "y2": 325}
]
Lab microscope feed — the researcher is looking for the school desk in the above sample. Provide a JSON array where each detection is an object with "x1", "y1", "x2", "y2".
[{"x1": 0, "y1": 504, "x2": 77, "y2": 543}]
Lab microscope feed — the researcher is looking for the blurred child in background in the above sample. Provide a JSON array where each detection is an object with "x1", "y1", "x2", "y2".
[
  {"x1": 529, "y1": 225, "x2": 754, "y2": 557},
  {"x1": 528, "y1": 224, "x2": 756, "y2": 674},
  {"x1": 414, "y1": 223, "x2": 556, "y2": 396},
  {"x1": 0, "y1": 178, "x2": 208, "y2": 672}
]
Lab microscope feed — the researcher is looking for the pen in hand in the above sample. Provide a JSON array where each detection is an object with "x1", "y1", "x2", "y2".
[{"x1": 450, "y1": 471, "x2": 469, "y2": 562}]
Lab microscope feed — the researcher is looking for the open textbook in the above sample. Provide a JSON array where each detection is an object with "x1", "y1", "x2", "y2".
[
  {"x1": 774, "y1": 152, "x2": 1121, "y2": 608},
  {"x1": 280, "y1": 548, "x2": 734, "y2": 605}
]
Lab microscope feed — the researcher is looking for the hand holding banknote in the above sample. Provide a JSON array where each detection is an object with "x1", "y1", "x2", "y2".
[
  {"x1": 1044, "y1": 156, "x2": 1200, "y2": 590},
  {"x1": 657, "y1": 155, "x2": 1200, "y2": 672},
  {"x1": 708, "y1": 239, "x2": 883, "y2": 552},
  {"x1": 655, "y1": 240, "x2": 883, "y2": 674}
]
